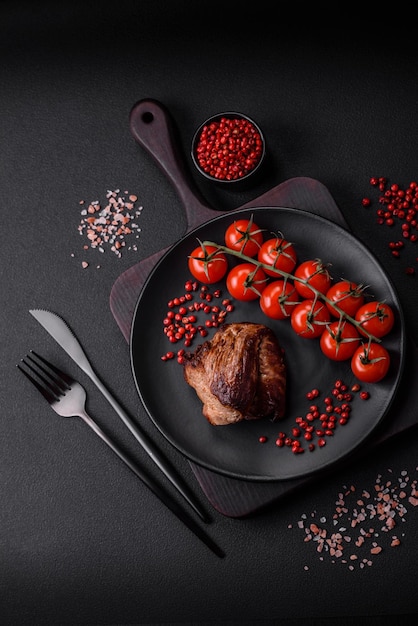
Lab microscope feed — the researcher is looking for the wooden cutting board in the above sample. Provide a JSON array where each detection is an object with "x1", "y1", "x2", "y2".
[{"x1": 110, "y1": 99, "x2": 418, "y2": 517}]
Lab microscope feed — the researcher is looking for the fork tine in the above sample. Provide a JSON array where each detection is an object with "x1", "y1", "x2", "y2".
[
  {"x1": 29, "y1": 350, "x2": 73, "y2": 388},
  {"x1": 17, "y1": 351, "x2": 71, "y2": 403},
  {"x1": 17, "y1": 360, "x2": 58, "y2": 404}
]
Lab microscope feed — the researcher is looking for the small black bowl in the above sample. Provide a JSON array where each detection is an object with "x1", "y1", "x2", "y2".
[{"x1": 191, "y1": 111, "x2": 266, "y2": 188}]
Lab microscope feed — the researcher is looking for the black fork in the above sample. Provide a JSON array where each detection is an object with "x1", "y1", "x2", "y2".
[{"x1": 17, "y1": 351, "x2": 225, "y2": 558}]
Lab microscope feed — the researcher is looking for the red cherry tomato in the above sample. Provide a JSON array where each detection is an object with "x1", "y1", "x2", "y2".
[
  {"x1": 325, "y1": 280, "x2": 365, "y2": 318},
  {"x1": 290, "y1": 299, "x2": 331, "y2": 338},
  {"x1": 294, "y1": 259, "x2": 332, "y2": 299},
  {"x1": 257, "y1": 236, "x2": 297, "y2": 276},
  {"x1": 259, "y1": 280, "x2": 300, "y2": 320},
  {"x1": 320, "y1": 320, "x2": 361, "y2": 361},
  {"x1": 351, "y1": 342, "x2": 390, "y2": 383},
  {"x1": 355, "y1": 301, "x2": 395, "y2": 338},
  {"x1": 226, "y1": 262, "x2": 268, "y2": 301},
  {"x1": 188, "y1": 243, "x2": 228, "y2": 284},
  {"x1": 224, "y1": 217, "x2": 264, "y2": 258}
]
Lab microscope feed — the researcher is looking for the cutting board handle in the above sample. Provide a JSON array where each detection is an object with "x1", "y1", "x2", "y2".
[{"x1": 129, "y1": 98, "x2": 217, "y2": 231}]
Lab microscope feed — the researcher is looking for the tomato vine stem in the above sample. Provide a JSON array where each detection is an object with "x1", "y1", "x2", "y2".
[{"x1": 202, "y1": 240, "x2": 381, "y2": 343}]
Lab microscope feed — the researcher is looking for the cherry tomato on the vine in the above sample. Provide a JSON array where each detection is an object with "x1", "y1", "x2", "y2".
[
  {"x1": 325, "y1": 280, "x2": 366, "y2": 318},
  {"x1": 224, "y1": 217, "x2": 264, "y2": 258},
  {"x1": 320, "y1": 320, "x2": 360, "y2": 361},
  {"x1": 294, "y1": 259, "x2": 332, "y2": 299},
  {"x1": 355, "y1": 301, "x2": 395, "y2": 338},
  {"x1": 351, "y1": 342, "x2": 390, "y2": 383},
  {"x1": 257, "y1": 236, "x2": 297, "y2": 276},
  {"x1": 290, "y1": 299, "x2": 331, "y2": 338},
  {"x1": 259, "y1": 279, "x2": 300, "y2": 320},
  {"x1": 188, "y1": 243, "x2": 228, "y2": 284},
  {"x1": 226, "y1": 262, "x2": 268, "y2": 301}
]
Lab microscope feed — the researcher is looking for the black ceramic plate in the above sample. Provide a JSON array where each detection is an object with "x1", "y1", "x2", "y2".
[{"x1": 130, "y1": 207, "x2": 405, "y2": 481}]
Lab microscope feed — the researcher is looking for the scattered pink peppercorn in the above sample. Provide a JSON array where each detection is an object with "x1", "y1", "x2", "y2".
[
  {"x1": 364, "y1": 177, "x2": 417, "y2": 273},
  {"x1": 161, "y1": 280, "x2": 235, "y2": 360},
  {"x1": 260, "y1": 379, "x2": 359, "y2": 454}
]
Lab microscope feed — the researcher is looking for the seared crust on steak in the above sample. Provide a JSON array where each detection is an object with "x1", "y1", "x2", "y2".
[{"x1": 183, "y1": 322, "x2": 286, "y2": 425}]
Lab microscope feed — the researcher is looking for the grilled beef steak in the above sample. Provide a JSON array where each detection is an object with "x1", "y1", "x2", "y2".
[{"x1": 183, "y1": 322, "x2": 286, "y2": 425}]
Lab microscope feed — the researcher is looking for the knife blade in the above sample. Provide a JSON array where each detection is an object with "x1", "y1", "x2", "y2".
[{"x1": 29, "y1": 308, "x2": 210, "y2": 524}]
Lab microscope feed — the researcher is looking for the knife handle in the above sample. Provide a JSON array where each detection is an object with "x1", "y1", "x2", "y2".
[
  {"x1": 79, "y1": 411, "x2": 223, "y2": 557},
  {"x1": 88, "y1": 368, "x2": 210, "y2": 524}
]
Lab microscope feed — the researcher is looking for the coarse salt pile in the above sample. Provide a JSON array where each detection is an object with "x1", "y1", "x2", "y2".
[
  {"x1": 75, "y1": 189, "x2": 143, "y2": 268},
  {"x1": 289, "y1": 466, "x2": 418, "y2": 571}
]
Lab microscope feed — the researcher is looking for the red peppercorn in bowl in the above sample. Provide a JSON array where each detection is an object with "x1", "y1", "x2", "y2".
[{"x1": 191, "y1": 112, "x2": 266, "y2": 185}]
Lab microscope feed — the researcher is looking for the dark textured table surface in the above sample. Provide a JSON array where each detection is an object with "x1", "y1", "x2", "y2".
[{"x1": 1, "y1": 3, "x2": 418, "y2": 625}]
